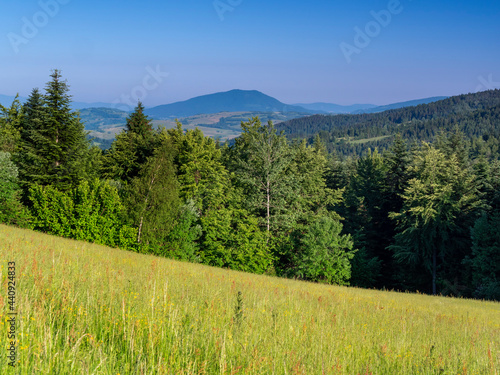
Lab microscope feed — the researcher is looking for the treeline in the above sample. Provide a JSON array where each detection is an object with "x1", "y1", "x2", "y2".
[
  {"x1": 277, "y1": 90, "x2": 500, "y2": 157},
  {"x1": 1, "y1": 71, "x2": 499, "y2": 300},
  {"x1": 0, "y1": 71, "x2": 354, "y2": 285}
]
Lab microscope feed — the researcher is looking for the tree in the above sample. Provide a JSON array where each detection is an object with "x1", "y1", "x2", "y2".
[
  {"x1": 168, "y1": 123, "x2": 228, "y2": 213},
  {"x1": 341, "y1": 148, "x2": 389, "y2": 288},
  {"x1": 228, "y1": 117, "x2": 295, "y2": 236},
  {"x1": 125, "y1": 138, "x2": 181, "y2": 252},
  {"x1": 287, "y1": 216, "x2": 355, "y2": 285},
  {"x1": 17, "y1": 71, "x2": 89, "y2": 191},
  {"x1": 0, "y1": 96, "x2": 22, "y2": 154},
  {"x1": 199, "y1": 207, "x2": 271, "y2": 274},
  {"x1": 389, "y1": 142, "x2": 481, "y2": 295},
  {"x1": 0, "y1": 152, "x2": 30, "y2": 226},
  {"x1": 468, "y1": 212, "x2": 500, "y2": 300},
  {"x1": 103, "y1": 101, "x2": 157, "y2": 182}
]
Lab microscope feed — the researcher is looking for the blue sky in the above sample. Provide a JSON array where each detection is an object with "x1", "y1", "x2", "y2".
[{"x1": 1, "y1": 0, "x2": 499, "y2": 106}]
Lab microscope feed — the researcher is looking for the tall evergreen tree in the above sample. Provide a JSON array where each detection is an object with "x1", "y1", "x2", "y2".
[
  {"x1": 389, "y1": 142, "x2": 481, "y2": 295},
  {"x1": 17, "y1": 71, "x2": 89, "y2": 191},
  {"x1": 103, "y1": 101, "x2": 157, "y2": 182},
  {"x1": 16, "y1": 88, "x2": 47, "y2": 193}
]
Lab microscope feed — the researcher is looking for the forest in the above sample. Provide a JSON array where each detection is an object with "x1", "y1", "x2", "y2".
[
  {"x1": 1, "y1": 71, "x2": 499, "y2": 300},
  {"x1": 277, "y1": 89, "x2": 500, "y2": 157}
]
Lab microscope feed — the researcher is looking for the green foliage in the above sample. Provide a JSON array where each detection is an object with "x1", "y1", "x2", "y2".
[
  {"x1": 0, "y1": 152, "x2": 30, "y2": 226},
  {"x1": 468, "y1": 213, "x2": 500, "y2": 300},
  {"x1": 229, "y1": 117, "x2": 296, "y2": 235},
  {"x1": 168, "y1": 123, "x2": 228, "y2": 212},
  {"x1": 287, "y1": 216, "x2": 355, "y2": 285},
  {"x1": 29, "y1": 179, "x2": 137, "y2": 249},
  {"x1": 103, "y1": 102, "x2": 158, "y2": 182},
  {"x1": 125, "y1": 138, "x2": 181, "y2": 252},
  {"x1": 200, "y1": 207, "x2": 272, "y2": 274},
  {"x1": 17, "y1": 72, "x2": 90, "y2": 192},
  {"x1": 389, "y1": 142, "x2": 482, "y2": 295},
  {"x1": 0, "y1": 96, "x2": 22, "y2": 153},
  {"x1": 165, "y1": 199, "x2": 202, "y2": 261}
]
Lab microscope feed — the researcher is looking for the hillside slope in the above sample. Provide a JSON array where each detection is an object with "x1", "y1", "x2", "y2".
[{"x1": 1, "y1": 224, "x2": 498, "y2": 373}]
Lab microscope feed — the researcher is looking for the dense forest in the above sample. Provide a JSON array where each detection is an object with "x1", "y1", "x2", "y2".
[
  {"x1": 277, "y1": 90, "x2": 500, "y2": 157},
  {"x1": 1, "y1": 71, "x2": 499, "y2": 300}
]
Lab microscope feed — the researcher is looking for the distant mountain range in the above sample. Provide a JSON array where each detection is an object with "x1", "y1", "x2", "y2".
[
  {"x1": 293, "y1": 97, "x2": 449, "y2": 114},
  {"x1": 1, "y1": 90, "x2": 449, "y2": 118},
  {"x1": 353, "y1": 97, "x2": 449, "y2": 114}
]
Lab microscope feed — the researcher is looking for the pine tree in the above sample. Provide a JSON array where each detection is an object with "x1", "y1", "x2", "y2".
[
  {"x1": 103, "y1": 101, "x2": 157, "y2": 182},
  {"x1": 16, "y1": 88, "x2": 47, "y2": 192},
  {"x1": 389, "y1": 142, "x2": 481, "y2": 295},
  {"x1": 17, "y1": 71, "x2": 89, "y2": 191}
]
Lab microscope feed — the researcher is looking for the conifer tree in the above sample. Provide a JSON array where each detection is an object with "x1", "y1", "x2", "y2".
[
  {"x1": 16, "y1": 88, "x2": 47, "y2": 192},
  {"x1": 103, "y1": 101, "x2": 157, "y2": 182},
  {"x1": 389, "y1": 142, "x2": 481, "y2": 295},
  {"x1": 17, "y1": 71, "x2": 89, "y2": 191}
]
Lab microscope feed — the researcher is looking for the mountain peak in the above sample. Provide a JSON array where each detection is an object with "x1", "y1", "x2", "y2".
[{"x1": 144, "y1": 90, "x2": 314, "y2": 119}]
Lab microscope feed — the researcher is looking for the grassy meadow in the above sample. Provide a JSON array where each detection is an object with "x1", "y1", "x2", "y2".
[{"x1": 1, "y1": 224, "x2": 499, "y2": 374}]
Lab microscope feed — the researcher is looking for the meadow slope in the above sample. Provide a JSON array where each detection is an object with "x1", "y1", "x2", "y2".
[{"x1": 1, "y1": 224, "x2": 499, "y2": 374}]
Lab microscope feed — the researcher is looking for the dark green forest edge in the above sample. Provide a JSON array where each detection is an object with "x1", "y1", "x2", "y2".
[{"x1": 1, "y1": 71, "x2": 499, "y2": 300}]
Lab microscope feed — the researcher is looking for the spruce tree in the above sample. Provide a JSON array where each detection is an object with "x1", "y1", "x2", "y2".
[
  {"x1": 18, "y1": 71, "x2": 89, "y2": 192},
  {"x1": 103, "y1": 101, "x2": 156, "y2": 182},
  {"x1": 389, "y1": 142, "x2": 482, "y2": 295},
  {"x1": 16, "y1": 88, "x2": 48, "y2": 192}
]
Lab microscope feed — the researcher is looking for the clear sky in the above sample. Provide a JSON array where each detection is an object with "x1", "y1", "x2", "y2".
[{"x1": 1, "y1": 0, "x2": 499, "y2": 106}]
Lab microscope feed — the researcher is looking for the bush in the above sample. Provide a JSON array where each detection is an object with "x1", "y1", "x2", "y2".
[{"x1": 29, "y1": 179, "x2": 137, "y2": 250}]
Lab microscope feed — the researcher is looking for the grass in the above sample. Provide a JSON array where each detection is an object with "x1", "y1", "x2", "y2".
[
  {"x1": 348, "y1": 135, "x2": 393, "y2": 144},
  {"x1": 1, "y1": 224, "x2": 499, "y2": 374}
]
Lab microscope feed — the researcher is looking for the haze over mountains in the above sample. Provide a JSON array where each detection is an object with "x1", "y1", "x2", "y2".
[{"x1": 1, "y1": 90, "x2": 449, "y2": 117}]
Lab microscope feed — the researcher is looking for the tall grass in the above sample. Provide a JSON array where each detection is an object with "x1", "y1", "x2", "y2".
[{"x1": 1, "y1": 224, "x2": 499, "y2": 374}]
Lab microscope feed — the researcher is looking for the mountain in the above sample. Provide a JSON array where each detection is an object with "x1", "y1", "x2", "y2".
[
  {"x1": 72, "y1": 101, "x2": 121, "y2": 110},
  {"x1": 354, "y1": 96, "x2": 449, "y2": 114},
  {"x1": 144, "y1": 89, "x2": 318, "y2": 119},
  {"x1": 293, "y1": 103, "x2": 377, "y2": 114},
  {"x1": 277, "y1": 90, "x2": 500, "y2": 156},
  {"x1": 78, "y1": 107, "x2": 129, "y2": 131}
]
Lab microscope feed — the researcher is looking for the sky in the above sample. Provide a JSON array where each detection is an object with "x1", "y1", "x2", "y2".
[{"x1": 1, "y1": 0, "x2": 500, "y2": 107}]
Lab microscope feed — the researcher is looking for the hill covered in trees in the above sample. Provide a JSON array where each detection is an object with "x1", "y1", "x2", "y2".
[{"x1": 277, "y1": 90, "x2": 500, "y2": 156}]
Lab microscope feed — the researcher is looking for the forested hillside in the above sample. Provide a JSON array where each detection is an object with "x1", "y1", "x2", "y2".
[
  {"x1": 278, "y1": 90, "x2": 500, "y2": 157},
  {"x1": 1, "y1": 72, "x2": 499, "y2": 300}
]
